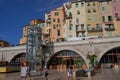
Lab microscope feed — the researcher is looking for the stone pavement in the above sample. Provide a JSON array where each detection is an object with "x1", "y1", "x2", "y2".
[{"x1": 0, "y1": 68, "x2": 120, "y2": 80}]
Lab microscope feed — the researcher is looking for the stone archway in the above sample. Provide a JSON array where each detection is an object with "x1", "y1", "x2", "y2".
[
  {"x1": 47, "y1": 50, "x2": 87, "y2": 70},
  {"x1": 9, "y1": 53, "x2": 25, "y2": 66},
  {"x1": 99, "y1": 47, "x2": 120, "y2": 68}
]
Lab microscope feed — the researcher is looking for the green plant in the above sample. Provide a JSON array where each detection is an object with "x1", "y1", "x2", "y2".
[
  {"x1": 87, "y1": 54, "x2": 97, "y2": 68},
  {"x1": 74, "y1": 57, "x2": 85, "y2": 68}
]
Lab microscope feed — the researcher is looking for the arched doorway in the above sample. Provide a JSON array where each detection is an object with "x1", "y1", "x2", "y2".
[
  {"x1": 48, "y1": 50, "x2": 86, "y2": 70},
  {"x1": 100, "y1": 47, "x2": 120, "y2": 68},
  {"x1": 10, "y1": 53, "x2": 25, "y2": 66}
]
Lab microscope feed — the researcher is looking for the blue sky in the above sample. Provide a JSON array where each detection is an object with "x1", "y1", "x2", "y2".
[{"x1": 0, "y1": 0, "x2": 67, "y2": 45}]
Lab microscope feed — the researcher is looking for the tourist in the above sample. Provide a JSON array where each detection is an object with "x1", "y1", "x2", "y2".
[
  {"x1": 26, "y1": 64, "x2": 31, "y2": 80},
  {"x1": 67, "y1": 67, "x2": 73, "y2": 80},
  {"x1": 20, "y1": 60, "x2": 28, "y2": 80},
  {"x1": 43, "y1": 67, "x2": 48, "y2": 80}
]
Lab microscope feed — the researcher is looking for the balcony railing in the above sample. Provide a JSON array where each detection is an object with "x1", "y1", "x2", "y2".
[
  {"x1": 46, "y1": 19, "x2": 51, "y2": 23},
  {"x1": 76, "y1": 29, "x2": 86, "y2": 32},
  {"x1": 65, "y1": 15, "x2": 72, "y2": 19},
  {"x1": 87, "y1": 27, "x2": 103, "y2": 32},
  {"x1": 104, "y1": 27, "x2": 115, "y2": 31}
]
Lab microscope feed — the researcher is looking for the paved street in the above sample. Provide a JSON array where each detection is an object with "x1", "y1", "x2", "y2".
[{"x1": 0, "y1": 68, "x2": 120, "y2": 80}]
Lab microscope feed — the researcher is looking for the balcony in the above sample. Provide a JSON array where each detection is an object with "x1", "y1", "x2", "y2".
[
  {"x1": 65, "y1": 15, "x2": 72, "y2": 19},
  {"x1": 104, "y1": 21, "x2": 114, "y2": 25},
  {"x1": 87, "y1": 27, "x2": 103, "y2": 32},
  {"x1": 76, "y1": 29, "x2": 86, "y2": 33},
  {"x1": 104, "y1": 27, "x2": 115, "y2": 31},
  {"x1": 46, "y1": 19, "x2": 51, "y2": 23}
]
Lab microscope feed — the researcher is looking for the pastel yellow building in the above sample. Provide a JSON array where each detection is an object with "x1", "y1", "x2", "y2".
[
  {"x1": 20, "y1": 25, "x2": 29, "y2": 44},
  {"x1": 99, "y1": 0, "x2": 113, "y2": 37},
  {"x1": 64, "y1": 0, "x2": 87, "y2": 40},
  {"x1": 48, "y1": 7, "x2": 65, "y2": 42},
  {"x1": 113, "y1": 18, "x2": 120, "y2": 36},
  {"x1": 85, "y1": 0, "x2": 103, "y2": 37},
  {"x1": 20, "y1": 19, "x2": 44, "y2": 44}
]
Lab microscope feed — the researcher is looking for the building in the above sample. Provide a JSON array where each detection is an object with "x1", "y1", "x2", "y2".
[
  {"x1": 85, "y1": 0, "x2": 103, "y2": 37},
  {"x1": 112, "y1": 0, "x2": 120, "y2": 18},
  {"x1": 20, "y1": 25, "x2": 30, "y2": 44},
  {"x1": 64, "y1": 0, "x2": 87, "y2": 40},
  {"x1": 45, "y1": 7, "x2": 65, "y2": 42},
  {"x1": 20, "y1": 19, "x2": 45, "y2": 44},
  {"x1": 99, "y1": 0, "x2": 114, "y2": 37},
  {"x1": 0, "y1": 40, "x2": 9, "y2": 47},
  {"x1": 113, "y1": 17, "x2": 120, "y2": 36}
]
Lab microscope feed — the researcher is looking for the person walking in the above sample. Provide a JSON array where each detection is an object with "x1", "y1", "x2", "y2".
[
  {"x1": 67, "y1": 67, "x2": 73, "y2": 80},
  {"x1": 20, "y1": 60, "x2": 28, "y2": 80},
  {"x1": 26, "y1": 64, "x2": 31, "y2": 80},
  {"x1": 43, "y1": 67, "x2": 48, "y2": 80}
]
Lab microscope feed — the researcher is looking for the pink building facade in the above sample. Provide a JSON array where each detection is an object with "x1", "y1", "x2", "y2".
[{"x1": 112, "y1": 0, "x2": 120, "y2": 18}]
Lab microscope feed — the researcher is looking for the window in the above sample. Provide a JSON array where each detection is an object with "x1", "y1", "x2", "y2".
[
  {"x1": 115, "y1": 13, "x2": 118, "y2": 17},
  {"x1": 75, "y1": 2, "x2": 78, "y2": 8},
  {"x1": 102, "y1": 16, "x2": 105, "y2": 22},
  {"x1": 77, "y1": 10, "x2": 80, "y2": 14},
  {"x1": 93, "y1": 2, "x2": 95, "y2": 6},
  {"x1": 54, "y1": 12, "x2": 59, "y2": 16},
  {"x1": 56, "y1": 24, "x2": 58, "y2": 27},
  {"x1": 81, "y1": 24, "x2": 84, "y2": 30},
  {"x1": 69, "y1": 24, "x2": 73, "y2": 30},
  {"x1": 108, "y1": 16, "x2": 112, "y2": 21},
  {"x1": 88, "y1": 9, "x2": 91, "y2": 13},
  {"x1": 96, "y1": 24, "x2": 101, "y2": 30},
  {"x1": 93, "y1": 9, "x2": 96, "y2": 12},
  {"x1": 69, "y1": 26, "x2": 72, "y2": 30},
  {"x1": 88, "y1": 16, "x2": 91, "y2": 22},
  {"x1": 58, "y1": 24, "x2": 61, "y2": 27},
  {"x1": 76, "y1": 25, "x2": 79, "y2": 30},
  {"x1": 76, "y1": 18, "x2": 79, "y2": 24},
  {"x1": 53, "y1": 24, "x2": 56, "y2": 29},
  {"x1": 81, "y1": 2, "x2": 84, "y2": 7},
  {"x1": 96, "y1": 24, "x2": 100, "y2": 27},
  {"x1": 57, "y1": 30, "x2": 60, "y2": 36},
  {"x1": 87, "y1": 24, "x2": 91, "y2": 30},
  {"x1": 94, "y1": 16, "x2": 97, "y2": 21},
  {"x1": 76, "y1": 34, "x2": 79, "y2": 37},
  {"x1": 53, "y1": 18, "x2": 56, "y2": 22},
  {"x1": 69, "y1": 12, "x2": 72, "y2": 17},
  {"x1": 57, "y1": 18, "x2": 60, "y2": 23},
  {"x1": 87, "y1": 3, "x2": 90, "y2": 6},
  {"x1": 102, "y1": 7, "x2": 105, "y2": 11}
]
